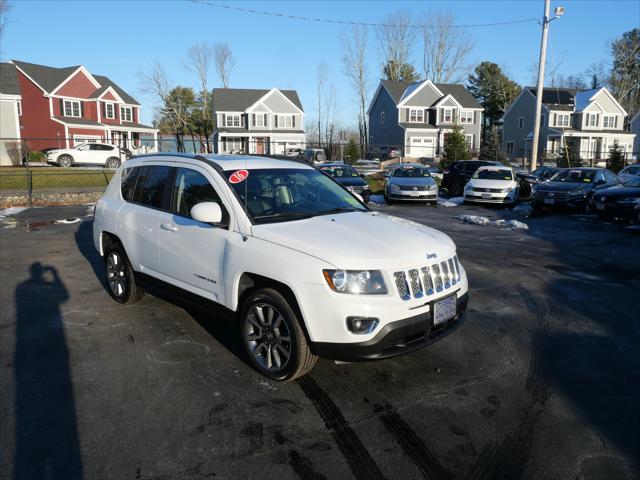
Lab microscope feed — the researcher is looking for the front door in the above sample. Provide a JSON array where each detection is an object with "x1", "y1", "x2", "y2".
[
  {"x1": 256, "y1": 138, "x2": 265, "y2": 155},
  {"x1": 157, "y1": 165, "x2": 231, "y2": 303}
]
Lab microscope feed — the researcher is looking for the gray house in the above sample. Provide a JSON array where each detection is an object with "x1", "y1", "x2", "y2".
[
  {"x1": 211, "y1": 88, "x2": 305, "y2": 155},
  {"x1": 502, "y1": 86, "x2": 636, "y2": 162},
  {"x1": 367, "y1": 79, "x2": 483, "y2": 159}
]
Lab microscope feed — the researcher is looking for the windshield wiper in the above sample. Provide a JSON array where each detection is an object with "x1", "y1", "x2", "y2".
[
  {"x1": 253, "y1": 212, "x2": 314, "y2": 222},
  {"x1": 316, "y1": 206, "x2": 362, "y2": 216}
]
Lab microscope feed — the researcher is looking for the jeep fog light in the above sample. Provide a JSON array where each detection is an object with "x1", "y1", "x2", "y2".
[{"x1": 347, "y1": 316, "x2": 379, "y2": 334}]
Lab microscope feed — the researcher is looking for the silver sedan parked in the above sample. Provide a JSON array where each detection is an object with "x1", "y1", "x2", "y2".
[{"x1": 384, "y1": 163, "x2": 439, "y2": 205}]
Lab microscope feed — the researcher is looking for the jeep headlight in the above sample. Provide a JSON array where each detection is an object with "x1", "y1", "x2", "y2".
[
  {"x1": 323, "y1": 270, "x2": 387, "y2": 294},
  {"x1": 428, "y1": 183, "x2": 438, "y2": 190}
]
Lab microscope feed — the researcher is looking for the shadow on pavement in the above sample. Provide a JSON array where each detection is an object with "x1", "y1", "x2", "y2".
[{"x1": 14, "y1": 262, "x2": 83, "y2": 480}]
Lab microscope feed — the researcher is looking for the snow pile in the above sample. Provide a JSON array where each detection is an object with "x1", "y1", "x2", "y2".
[
  {"x1": 457, "y1": 215, "x2": 529, "y2": 230},
  {"x1": 0, "y1": 207, "x2": 29, "y2": 221},
  {"x1": 54, "y1": 218, "x2": 81, "y2": 224},
  {"x1": 368, "y1": 194, "x2": 386, "y2": 204},
  {"x1": 438, "y1": 197, "x2": 464, "y2": 207}
]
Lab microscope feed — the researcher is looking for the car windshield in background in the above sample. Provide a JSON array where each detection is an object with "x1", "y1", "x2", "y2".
[
  {"x1": 475, "y1": 169, "x2": 513, "y2": 180},
  {"x1": 392, "y1": 167, "x2": 431, "y2": 178},
  {"x1": 623, "y1": 177, "x2": 640, "y2": 187},
  {"x1": 225, "y1": 168, "x2": 366, "y2": 223},
  {"x1": 321, "y1": 166, "x2": 359, "y2": 178},
  {"x1": 550, "y1": 170, "x2": 596, "y2": 183}
]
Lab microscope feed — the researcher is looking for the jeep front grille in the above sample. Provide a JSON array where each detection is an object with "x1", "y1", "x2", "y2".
[{"x1": 393, "y1": 255, "x2": 462, "y2": 300}]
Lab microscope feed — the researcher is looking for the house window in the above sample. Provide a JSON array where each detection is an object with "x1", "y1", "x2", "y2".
[
  {"x1": 277, "y1": 115, "x2": 293, "y2": 128},
  {"x1": 253, "y1": 113, "x2": 266, "y2": 127},
  {"x1": 465, "y1": 134, "x2": 474, "y2": 150},
  {"x1": 443, "y1": 108, "x2": 454, "y2": 123},
  {"x1": 460, "y1": 111, "x2": 473, "y2": 124},
  {"x1": 603, "y1": 115, "x2": 616, "y2": 128},
  {"x1": 586, "y1": 113, "x2": 599, "y2": 127},
  {"x1": 380, "y1": 111, "x2": 385, "y2": 125},
  {"x1": 409, "y1": 109, "x2": 424, "y2": 123},
  {"x1": 63, "y1": 100, "x2": 81, "y2": 118},
  {"x1": 540, "y1": 114, "x2": 545, "y2": 126},
  {"x1": 506, "y1": 141, "x2": 514, "y2": 154},
  {"x1": 120, "y1": 106, "x2": 133, "y2": 122},
  {"x1": 518, "y1": 116, "x2": 524, "y2": 129},
  {"x1": 555, "y1": 113, "x2": 570, "y2": 127},
  {"x1": 17, "y1": 101, "x2": 22, "y2": 116},
  {"x1": 225, "y1": 114, "x2": 242, "y2": 127},
  {"x1": 105, "y1": 103, "x2": 115, "y2": 119}
]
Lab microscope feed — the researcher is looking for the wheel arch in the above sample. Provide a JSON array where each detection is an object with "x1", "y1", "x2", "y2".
[{"x1": 100, "y1": 231, "x2": 124, "y2": 258}]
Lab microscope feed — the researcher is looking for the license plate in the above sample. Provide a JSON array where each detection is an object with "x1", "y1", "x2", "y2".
[
  {"x1": 544, "y1": 198, "x2": 555, "y2": 205},
  {"x1": 596, "y1": 203, "x2": 605, "y2": 211},
  {"x1": 433, "y1": 295, "x2": 457, "y2": 326},
  {"x1": 482, "y1": 193, "x2": 492, "y2": 199},
  {"x1": 410, "y1": 192, "x2": 421, "y2": 197}
]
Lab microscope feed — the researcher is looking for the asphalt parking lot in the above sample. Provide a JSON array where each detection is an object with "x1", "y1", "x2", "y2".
[{"x1": 1, "y1": 201, "x2": 639, "y2": 480}]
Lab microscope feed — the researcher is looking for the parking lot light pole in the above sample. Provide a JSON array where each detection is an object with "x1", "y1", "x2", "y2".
[{"x1": 531, "y1": 1, "x2": 565, "y2": 171}]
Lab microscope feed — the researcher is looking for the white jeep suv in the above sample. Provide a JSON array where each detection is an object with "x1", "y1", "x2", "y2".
[{"x1": 93, "y1": 154, "x2": 469, "y2": 380}]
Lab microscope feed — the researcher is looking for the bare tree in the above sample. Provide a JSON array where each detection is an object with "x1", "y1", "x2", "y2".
[
  {"x1": 213, "y1": 42, "x2": 235, "y2": 88},
  {"x1": 376, "y1": 10, "x2": 418, "y2": 81},
  {"x1": 422, "y1": 10, "x2": 476, "y2": 83},
  {"x1": 316, "y1": 62, "x2": 329, "y2": 149},
  {"x1": 341, "y1": 25, "x2": 369, "y2": 155},
  {"x1": 324, "y1": 83, "x2": 337, "y2": 156},
  {"x1": 185, "y1": 42, "x2": 214, "y2": 152}
]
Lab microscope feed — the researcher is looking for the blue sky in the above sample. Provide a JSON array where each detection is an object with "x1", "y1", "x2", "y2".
[{"x1": 2, "y1": 0, "x2": 638, "y2": 126}]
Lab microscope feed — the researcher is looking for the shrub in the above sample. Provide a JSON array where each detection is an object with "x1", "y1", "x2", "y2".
[
  {"x1": 440, "y1": 126, "x2": 470, "y2": 168},
  {"x1": 607, "y1": 141, "x2": 625, "y2": 173},
  {"x1": 28, "y1": 151, "x2": 46, "y2": 163}
]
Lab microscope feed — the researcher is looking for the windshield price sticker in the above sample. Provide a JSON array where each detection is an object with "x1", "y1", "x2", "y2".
[{"x1": 229, "y1": 170, "x2": 249, "y2": 184}]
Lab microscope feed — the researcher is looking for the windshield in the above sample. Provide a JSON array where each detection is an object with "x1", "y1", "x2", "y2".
[
  {"x1": 320, "y1": 166, "x2": 359, "y2": 178},
  {"x1": 474, "y1": 169, "x2": 513, "y2": 180},
  {"x1": 623, "y1": 176, "x2": 640, "y2": 187},
  {"x1": 550, "y1": 169, "x2": 596, "y2": 183},
  {"x1": 392, "y1": 167, "x2": 431, "y2": 178},
  {"x1": 225, "y1": 168, "x2": 367, "y2": 223}
]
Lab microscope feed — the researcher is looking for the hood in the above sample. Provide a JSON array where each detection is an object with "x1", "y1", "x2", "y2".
[
  {"x1": 388, "y1": 176, "x2": 436, "y2": 186},
  {"x1": 597, "y1": 184, "x2": 640, "y2": 199},
  {"x1": 251, "y1": 211, "x2": 455, "y2": 269},
  {"x1": 467, "y1": 178, "x2": 517, "y2": 189},
  {"x1": 333, "y1": 177, "x2": 367, "y2": 187},
  {"x1": 535, "y1": 181, "x2": 592, "y2": 192}
]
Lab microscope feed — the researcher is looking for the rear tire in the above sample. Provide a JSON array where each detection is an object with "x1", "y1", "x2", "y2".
[
  {"x1": 240, "y1": 288, "x2": 317, "y2": 381},
  {"x1": 105, "y1": 157, "x2": 121, "y2": 169},
  {"x1": 104, "y1": 243, "x2": 144, "y2": 304},
  {"x1": 58, "y1": 155, "x2": 73, "y2": 167}
]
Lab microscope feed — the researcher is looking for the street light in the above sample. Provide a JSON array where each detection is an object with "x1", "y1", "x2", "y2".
[{"x1": 530, "y1": 1, "x2": 565, "y2": 171}]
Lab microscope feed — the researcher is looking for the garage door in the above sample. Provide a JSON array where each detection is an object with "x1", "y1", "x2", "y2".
[{"x1": 409, "y1": 137, "x2": 435, "y2": 158}]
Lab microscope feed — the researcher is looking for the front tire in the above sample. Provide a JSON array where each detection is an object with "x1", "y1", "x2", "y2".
[
  {"x1": 104, "y1": 244, "x2": 144, "y2": 304},
  {"x1": 58, "y1": 155, "x2": 73, "y2": 167},
  {"x1": 240, "y1": 288, "x2": 316, "y2": 381}
]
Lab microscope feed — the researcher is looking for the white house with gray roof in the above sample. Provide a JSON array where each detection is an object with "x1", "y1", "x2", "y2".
[
  {"x1": 367, "y1": 79, "x2": 483, "y2": 159},
  {"x1": 211, "y1": 88, "x2": 305, "y2": 155},
  {"x1": 502, "y1": 86, "x2": 635, "y2": 162},
  {"x1": 0, "y1": 63, "x2": 22, "y2": 165}
]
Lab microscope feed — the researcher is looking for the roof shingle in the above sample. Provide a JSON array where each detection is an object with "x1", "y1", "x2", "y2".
[
  {"x1": 212, "y1": 88, "x2": 303, "y2": 112},
  {"x1": 0, "y1": 63, "x2": 21, "y2": 95}
]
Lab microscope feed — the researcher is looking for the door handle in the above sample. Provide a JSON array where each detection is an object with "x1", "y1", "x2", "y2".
[{"x1": 161, "y1": 223, "x2": 178, "y2": 232}]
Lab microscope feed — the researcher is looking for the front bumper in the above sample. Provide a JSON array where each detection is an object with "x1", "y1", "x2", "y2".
[
  {"x1": 388, "y1": 189, "x2": 438, "y2": 201},
  {"x1": 464, "y1": 192, "x2": 514, "y2": 204},
  {"x1": 310, "y1": 292, "x2": 468, "y2": 361},
  {"x1": 530, "y1": 194, "x2": 587, "y2": 209}
]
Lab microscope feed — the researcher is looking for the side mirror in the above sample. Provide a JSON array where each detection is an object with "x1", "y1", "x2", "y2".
[
  {"x1": 596, "y1": 179, "x2": 606, "y2": 185},
  {"x1": 190, "y1": 202, "x2": 223, "y2": 224}
]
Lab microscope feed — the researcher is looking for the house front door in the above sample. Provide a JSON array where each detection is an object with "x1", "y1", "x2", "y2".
[{"x1": 256, "y1": 138, "x2": 265, "y2": 155}]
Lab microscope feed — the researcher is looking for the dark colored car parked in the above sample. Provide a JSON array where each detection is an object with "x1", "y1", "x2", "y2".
[
  {"x1": 589, "y1": 176, "x2": 640, "y2": 223},
  {"x1": 530, "y1": 167, "x2": 620, "y2": 212},
  {"x1": 441, "y1": 160, "x2": 503, "y2": 196},
  {"x1": 318, "y1": 162, "x2": 371, "y2": 203},
  {"x1": 516, "y1": 166, "x2": 559, "y2": 197}
]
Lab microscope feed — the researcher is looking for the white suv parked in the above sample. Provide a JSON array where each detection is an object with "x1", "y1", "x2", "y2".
[
  {"x1": 93, "y1": 154, "x2": 469, "y2": 380},
  {"x1": 47, "y1": 142, "x2": 127, "y2": 168}
]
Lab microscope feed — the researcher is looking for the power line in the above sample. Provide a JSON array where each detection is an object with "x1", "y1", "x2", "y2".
[{"x1": 186, "y1": 0, "x2": 538, "y2": 29}]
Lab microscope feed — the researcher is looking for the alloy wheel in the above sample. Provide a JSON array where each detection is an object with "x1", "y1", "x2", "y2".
[
  {"x1": 106, "y1": 158, "x2": 120, "y2": 169},
  {"x1": 245, "y1": 303, "x2": 292, "y2": 372},
  {"x1": 106, "y1": 252, "x2": 127, "y2": 298}
]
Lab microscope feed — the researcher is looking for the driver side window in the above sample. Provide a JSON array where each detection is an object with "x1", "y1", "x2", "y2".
[{"x1": 170, "y1": 168, "x2": 227, "y2": 221}]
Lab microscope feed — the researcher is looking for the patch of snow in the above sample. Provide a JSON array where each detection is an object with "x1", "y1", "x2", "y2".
[
  {"x1": 368, "y1": 194, "x2": 386, "y2": 204},
  {"x1": 438, "y1": 196, "x2": 464, "y2": 207},
  {"x1": 0, "y1": 207, "x2": 29, "y2": 221},
  {"x1": 625, "y1": 225, "x2": 640, "y2": 232},
  {"x1": 457, "y1": 215, "x2": 529, "y2": 230},
  {"x1": 54, "y1": 218, "x2": 81, "y2": 224}
]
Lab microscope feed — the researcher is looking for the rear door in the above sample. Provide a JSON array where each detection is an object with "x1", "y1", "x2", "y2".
[
  {"x1": 116, "y1": 164, "x2": 172, "y2": 276},
  {"x1": 157, "y1": 165, "x2": 232, "y2": 303}
]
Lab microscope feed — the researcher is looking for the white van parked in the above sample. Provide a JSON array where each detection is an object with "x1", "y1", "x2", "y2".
[{"x1": 93, "y1": 154, "x2": 469, "y2": 380}]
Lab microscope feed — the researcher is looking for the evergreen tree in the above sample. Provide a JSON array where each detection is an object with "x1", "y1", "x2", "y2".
[
  {"x1": 607, "y1": 141, "x2": 625, "y2": 173},
  {"x1": 479, "y1": 126, "x2": 506, "y2": 162},
  {"x1": 383, "y1": 60, "x2": 420, "y2": 82},
  {"x1": 468, "y1": 62, "x2": 521, "y2": 128},
  {"x1": 558, "y1": 139, "x2": 580, "y2": 168},
  {"x1": 344, "y1": 137, "x2": 361, "y2": 163},
  {"x1": 440, "y1": 126, "x2": 470, "y2": 168}
]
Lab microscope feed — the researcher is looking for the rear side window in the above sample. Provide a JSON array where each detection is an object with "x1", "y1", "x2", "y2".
[
  {"x1": 132, "y1": 165, "x2": 171, "y2": 208},
  {"x1": 121, "y1": 167, "x2": 140, "y2": 201},
  {"x1": 170, "y1": 168, "x2": 222, "y2": 217}
]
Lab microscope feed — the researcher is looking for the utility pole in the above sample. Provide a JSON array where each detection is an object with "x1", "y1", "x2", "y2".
[{"x1": 531, "y1": 0, "x2": 565, "y2": 171}]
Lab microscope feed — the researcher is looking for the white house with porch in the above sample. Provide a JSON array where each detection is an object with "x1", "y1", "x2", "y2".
[{"x1": 211, "y1": 88, "x2": 305, "y2": 155}]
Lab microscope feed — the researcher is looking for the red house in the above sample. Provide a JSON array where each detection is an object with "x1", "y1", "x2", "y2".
[{"x1": 11, "y1": 60, "x2": 157, "y2": 152}]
